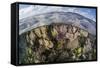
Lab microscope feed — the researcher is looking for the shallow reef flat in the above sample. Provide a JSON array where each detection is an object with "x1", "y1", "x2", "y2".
[{"x1": 19, "y1": 23, "x2": 96, "y2": 64}]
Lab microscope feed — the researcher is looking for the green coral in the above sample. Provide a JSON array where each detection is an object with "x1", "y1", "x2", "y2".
[{"x1": 51, "y1": 28, "x2": 58, "y2": 37}]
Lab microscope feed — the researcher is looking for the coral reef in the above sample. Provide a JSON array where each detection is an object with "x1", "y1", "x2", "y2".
[{"x1": 19, "y1": 23, "x2": 96, "y2": 64}]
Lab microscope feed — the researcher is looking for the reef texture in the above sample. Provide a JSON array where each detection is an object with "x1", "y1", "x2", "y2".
[{"x1": 19, "y1": 23, "x2": 96, "y2": 64}]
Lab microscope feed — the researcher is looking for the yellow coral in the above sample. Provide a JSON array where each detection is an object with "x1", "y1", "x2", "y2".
[{"x1": 51, "y1": 28, "x2": 58, "y2": 37}]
